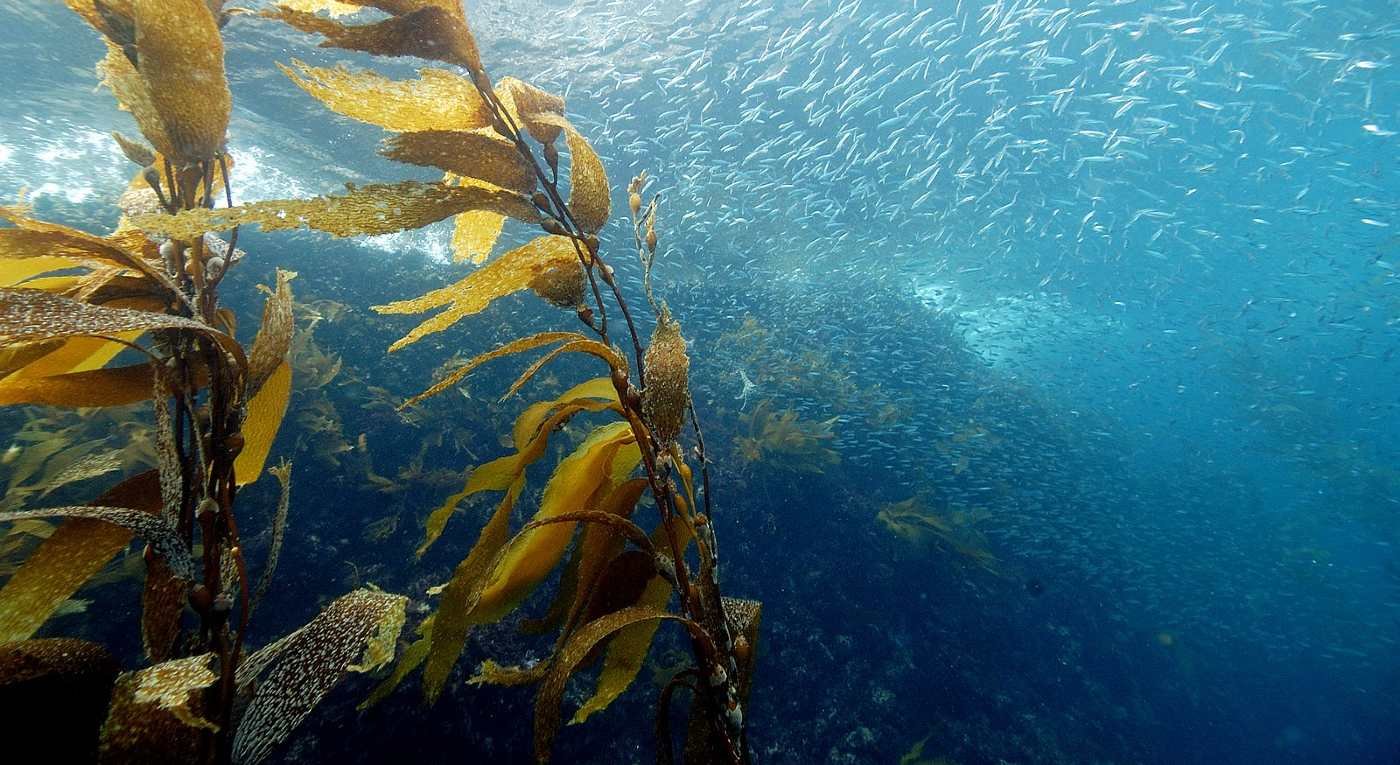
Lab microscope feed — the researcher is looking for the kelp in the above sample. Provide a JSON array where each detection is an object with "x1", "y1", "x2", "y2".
[
  {"x1": 734, "y1": 399, "x2": 840, "y2": 473},
  {"x1": 877, "y1": 495, "x2": 1001, "y2": 575},
  {"x1": 0, "y1": 6, "x2": 417, "y2": 763},
  {"x1": 131, "y1": 180, "x2": 539, "y2": 241},
  {"x1": 373, "y1": 236, "x2": 585, "y2": 352},
  {"x1": 252, "y1": 5, "x2": 760, "y2": 762}
]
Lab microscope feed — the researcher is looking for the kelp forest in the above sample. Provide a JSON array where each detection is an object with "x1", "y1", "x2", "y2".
[{"x1": 0, "y1": 1, "x2": 757, "y2": 763}]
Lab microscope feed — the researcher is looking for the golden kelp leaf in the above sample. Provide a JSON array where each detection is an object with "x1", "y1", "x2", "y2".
[
  {"x1": 279, "y1": 0, "x2": 362, "y2": 15},
  {"x1": 494, "y1": 77, "x2": 566, "y2": 146},
  {"x1": 279, "y1": 60, "x2": 490, "y2": 133},
  {"x1": 360, "y1": 619, "x2": 430, "y2": 710},
  {"x1": 97, "y1": 40, "x2": 176, "y2": 162},
  {"x1": 375, "y1": 237, "x2": 581, "y2": 353},
  {"x1": 111, "y1": 131, "x2": 155, "y2": 167},
  {"x1": 99, "y1": 654, "x2": 219, "y2": 763},
  {"x1": 12, "y1": 333, "x2": 140, "y2": 379},
  {"x1": 469, "y1": 657, "x2": 548, "y2": 687},
  {"x1": 132, "y1": 180, "x2": 538, "y2": 241},
  {"x1": 452, "y1": 209, "x2": 506, "y2": 264},
  {"x1": 529, "y1": 259, "x2": 586, "y2": 309},
  {"x1": 132, "y1": 0, "x2": 230, "y2": 163},
  {"x1": 535, "y1": 605, "x2": 689, "y2": 762},
  {"x1": 474, "y1": 422, "x2": 639, "y2": 622},
  {"x1": 0, "y1": 363, "x2": 155, "y2": 407},
  {"x1": 0, "y1": 287, "x2": 243, "y2": 368},
  {"x1": 512, "y1": 376, "x2": 618, "y2": 450},
  {"x1": 557, "y1": 119, "x2": 611, "y2": 234},
  {"x1": 266, "y1": 5, "x2": 483, "y2": 72},
  {"x1": 422, "y1": 475, "x2": 524, "y2": 703},
  {"x1": 570, "y1": 575, "x2": 672, "y2": 724},
  {"x1": 417, "y1": 397, "x2": 617, "y2": 556},
  {"x1": 382, "y1": 129, "x2": 535, "y2": 194},
  {"x1": 64, "y1": 0, "x2": 135, "y2": 43},
  {"x1": 247, "y1": 269, "x2": 297, "y2": 394},
  {"x1": 0, "y1": 256, "x2": 75, "y2": 287},
  {"x1": 234, "y1": 360, "x2": 292, "y2": 485},
  {"x1": 232, "y1": 588, "x2": 408, "y2": 765},
  {"x1": 0, "y1": 211, "x2": 150, "y2": 272},
  {"x1": 0, "y1": 471, "x2": 158, "y2": 642}
]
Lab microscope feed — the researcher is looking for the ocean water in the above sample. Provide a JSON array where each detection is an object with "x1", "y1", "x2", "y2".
[{"x1": 0, "y1": 0, "x2": 1396, "y2": 763}]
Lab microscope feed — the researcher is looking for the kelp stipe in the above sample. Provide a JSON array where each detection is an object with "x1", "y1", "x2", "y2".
[
  {"x1": 0, "y1": 3, "x2": 408, "y2": 763},
  {"x1": 257, "y1": 2, "x2": 761, "y2": 761}
]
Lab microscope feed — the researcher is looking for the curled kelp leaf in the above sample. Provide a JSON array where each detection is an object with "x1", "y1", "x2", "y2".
[
  {"x1": 494, "y1": 77, "x2": 567, "y2": 146},
  {"x1": 247, "y1": 269, "x2": 296, "y2": 393},
  {"x1": 571, "y1": 573, "x2": 673, "y2": 725},
  {"x1": 231, "y1": 588, "x2": 407, "y2": 765},
  {"x1": 99, "y1": 654, "x2": 219, "y2": 763},
  {"x1": 0, "y1": 287, "x2": 244, "y2": 369},
  {"x1": 132, "y1": 0, "x2": 230, "y2": 163},
  {"x1": 131, "y1": 180, "x2": 538, "y2": 241},
  {"x1": 535, "y1": 606, "x2": 691, "y2": 762},
  {"x1": 499, "y1": 337, "x2": 620, "y2": 402},
  {"x1": 381, "y1": 129, "x2": 536, "y2": 195},
  {"x1": 249, "y1": 460, "x2": 292, "y2": 618},
  {"x1": 374, "y1": 236, "x2": 583, "y2": 353},
  {"x1": 0, "y1": 505, "x2": 190, "y2": 581},
  {"x1": 540, "y1": 116, "x2": 611, "y2": 235},
  {"x1": 278, "y1": 59, "x2": 490, "y2": 132},
  {"x1": 0, "y1": 470, "x2": 159, "y2": 642}
]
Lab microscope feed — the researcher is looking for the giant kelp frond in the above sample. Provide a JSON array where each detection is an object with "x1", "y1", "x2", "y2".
[
  {"x1": 98, "y1": 654, "x2": 220, "y2": 762},
  {"x1": 876, "y1": 495, "x2": 1000, "y2": 574},
  {"x1": 231, "y1": 588, "x2": 408, "y2": 765},
  {"x1": 0, "y1": 505, "x2": 190, "y2": 581},
  {"x1": 419, "y1": 422, "x2": 642, "y2": 702},
  {"x1": 381, "y1": 129, "x2": 536, "y2": 195}
]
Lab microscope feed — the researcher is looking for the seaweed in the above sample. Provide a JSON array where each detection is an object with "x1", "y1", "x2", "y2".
[
  {"x1": 1, "y1": 4, "x2": 412, "y2": 763},
  {"x1": 258, "y1": 2, "x2": 761, "y2": 761}
]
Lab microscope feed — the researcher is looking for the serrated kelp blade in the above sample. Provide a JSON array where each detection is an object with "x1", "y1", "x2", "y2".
[
  {"x1": 231, "y1": 588, "x2": 407, "y2": 765},
  {"x1": 0, "y1": 470, "x2": 159, "y2": 642},
  {"x1": 535, "y1": 606, "x2": 688, "y2": 762},
  {"x1": 570, "y1": 575, "x2": 672, "y2": 725},
  {"x1": 131, "y1": 181, "x2": 538, "y2": 241},
  {"x1": 96, "y1": 40, "x2": 176, "y2": 161},
  {"x1": 279, "y1": 59, "x2": 490, "y2": 132},
  {"x1": 264, "y1": 5, "x2": 482, "y2": 71},
  {"x1": 422, "y1": 476, "x2": 524, "y2": 704},
  {"x1": 375, "y1": 236, "x2": 581, "y2": 354},
  {"x1": 132, "y1": 0, "x2": 229, "y2": 163},
  {"x1": 247, "y1": 268, "x2": 296, "y2": 394},
  {"x1": 381, "y1": 129, "x2": 536, "y2": 195},
  {"x1": 0, "y1": 504, "x2": 190, "y2": 581},
  {"x1": 234, "y1": 359, "x2": 292, "y2": 485}
]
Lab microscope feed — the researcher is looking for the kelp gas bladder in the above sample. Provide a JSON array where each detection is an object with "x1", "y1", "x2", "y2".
[{"x1": 0, "y1": 2, "x2": 408, "y2": 763}]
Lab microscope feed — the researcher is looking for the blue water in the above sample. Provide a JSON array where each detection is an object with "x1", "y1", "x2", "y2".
[{"x1": 1, "y1": 0, "x2": 1397, "y2": 762}]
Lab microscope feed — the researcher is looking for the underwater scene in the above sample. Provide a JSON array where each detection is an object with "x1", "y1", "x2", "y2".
[{"x1": 0, "y1": 0, "x2": 1396, "y2": 763}]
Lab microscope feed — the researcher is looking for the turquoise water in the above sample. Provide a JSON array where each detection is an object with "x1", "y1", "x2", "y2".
[{"x1": 1, "y1": 0, "x2": 1396, "y2": 762}]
